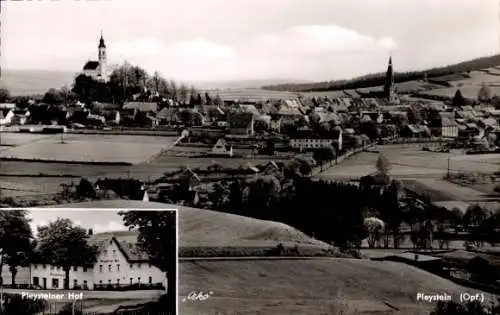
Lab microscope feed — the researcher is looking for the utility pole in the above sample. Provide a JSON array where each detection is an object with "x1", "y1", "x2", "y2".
[{"x1": 447, "y1": 157, "x2": 450, "y2": 178}]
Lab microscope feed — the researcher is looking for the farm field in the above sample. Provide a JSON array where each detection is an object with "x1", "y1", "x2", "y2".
[
  {"x1": 316, "y1": 145, "x2": 499, "y2": 204},
  {"x1": 206, "y1": 88, "x2": 298, "y2": 100},
  {"x1": 179, "y1": 258, "x2": 497, "y2": 315},
  {"x1": 0, "y1": 176, "x2": 73, "y2": 197},
  {"x1": 0, "y1": 133, "x2": 175, "y2": 164},
  {"x1": 48, "y1": 200, "x2": 327, "y2": 248},
  {"x1": 418, "y1": 85, "x2": 500, "y2": 100}
]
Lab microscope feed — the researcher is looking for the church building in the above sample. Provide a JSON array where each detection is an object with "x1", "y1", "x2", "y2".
[
  {"x1": 82, "y1": 32, "x2": 108, "y2": 82},
  {"x1": 383, "y1": 56, "x2": 399, "y2": 104}
]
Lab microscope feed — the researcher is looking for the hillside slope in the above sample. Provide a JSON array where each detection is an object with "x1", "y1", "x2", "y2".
[
  {"x1": 263, "y1": 54, "x2": 500, "y2": 93},
  {"x1": 180, "y1": 259, "x2": 497, "y2": 315},
  {"x1": 0, "y1": 69, "x2": 76, "y2": 96},
  {"x1": 43, "y1": 200, "x2": 327, "y2": 248}
]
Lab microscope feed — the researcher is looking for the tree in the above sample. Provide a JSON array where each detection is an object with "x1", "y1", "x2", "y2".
[
  {"x1": 43, "y1": 88, "x2": 64, "y2": 105},
  {"x1": 188, "y1": 86, "x2": 198, "y2": 106},
  {"x1": 0, "y1": 88, "x2": 10, "y2": 102},
  {"x1": 205, "y1": 92, "x2": 212, "y2": 105},
  {"x1": 169, "y1": 80, "x2": 178, "y2": 101},
  {"x1": 453, "y1": 89, "x2": 466, "y2": 107},
  {"x1": 178, "y1": 83, "x2": 188, "y2": 105},
  {"x1": 312, "y1": 145, "x2": 336, "y2": 170},
  {"x1": 478, "y1": 84, "x2": 492, "y2": 102},
  {"x1": 375, "y1": 154, "x2": 391, "y2": 175},
  {"x1": 3, "y1": 294, "x2": 47, "y2": 315},
  {"x1": 119, "y1": 211, "x2": 177, "y2": 315},
  {"x1": 364, "y1": 217, "x2": 384, "y2": 248},
  {"x1": 75, "y1": 178, "x2": 96, "y2": 200},
  {"x1": 37, "y1": 219, "x2": 99, "y2": 290},
  {"x1": 214, "y1": 93, "x2": 223, "y2": 106},
  {"x1": 0, "y1": 211, "x2": 34, "y2": 288}
]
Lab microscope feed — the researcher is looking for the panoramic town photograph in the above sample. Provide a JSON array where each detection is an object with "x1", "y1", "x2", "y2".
[
  {"x1": 0, "y1": 209, "x2": 177, "y2": 315},
  {"x1": 1, "y1": 0, "x2": 500, "y2": 314}
]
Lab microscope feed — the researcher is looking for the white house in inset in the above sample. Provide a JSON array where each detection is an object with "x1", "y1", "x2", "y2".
[
  {"x1": 211, "y1": 138, "x2": 233, "y2": 157},
  {"x1": 0, "y1": 231, "x2": 168, "y2": 291}
]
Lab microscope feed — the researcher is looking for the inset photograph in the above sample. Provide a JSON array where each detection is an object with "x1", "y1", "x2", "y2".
[{"x1": 0, "y1": 208, "x2": 177, "y2": 315}]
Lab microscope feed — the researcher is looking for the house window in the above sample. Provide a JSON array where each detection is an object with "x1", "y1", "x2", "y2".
[
  {"x1": 117, "y1": 264, "x2": 120, "y2": 271},
  {"x1": 137, "y1": 263, "x2": 142, "y2": 269},
  {"x1": 117, "y1": 279, "x2": 120, "y2": 284},
  {"x1": 148, "y1": 263, "x2": 152, "y2": 268},
  {"x1": 83, "y1": 280, "x2": 88, "y2": 288},
  {"x1": 73, "y1": 279, "x2": 78, "y2": 287},
  {"x1": 129, "y1": 264, "x2": 133, "y2": 269},
  {"x1": 33, "y1": 277, "x2": 39, "y2": 286},
  {"x1": 99, "y1": 280, "x2": 102, "y2": 284},
  {"x1": 130, "y1": 278, "x2": 133, "y2": 284},
  {"x1": 108, "y1": 279, "x2": 111, "y2": 284},
  {"x1": 73, "y1": 266, "x2": 77, "y2": 272},
  {"x1": 42, "y1": 264, "x2": 46, "y2": 269},
  {"x1": 83, "y1": 267, "x2": 87, "y2": 272},
  {"x1": 138, "y1": 277, "x2": 141, "y2": 283},
  {"x1": 99, "y1": 265, "x2": 103, "y2": 273},
  {"x1": 108, "y1": 265, "x2": 112, "y2": 272},
  {"x1": 149, "y1": 276, "x2": 152, "y2": 284},
  {"x1": 52, "y1": 278, "x2": 59, "y2": 289},
  {"x1": 33, "y1": 264, "x2": 38, "y2": 270}
]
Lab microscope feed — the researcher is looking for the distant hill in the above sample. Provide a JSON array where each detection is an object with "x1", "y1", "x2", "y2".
[
  {"x1": 0, "y1": 69, "x2": 76, "y2": 96},
  {"x1": 0, "y1": 69, "x2": 312, "y2": 96},
  {"x1": 184, "y1": 78, "x2": 314, "y2": 90},
  {"x1": 262, "y1": 54, "x2": 500, "y2": 93}
]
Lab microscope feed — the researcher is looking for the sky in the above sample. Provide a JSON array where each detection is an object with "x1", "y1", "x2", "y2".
[
  {"x1": 25, "y1": 210, "x2": 128, "y2": 237},
  {"x1": 1, "y1": 0, "x2": 498, "y2": 82}
]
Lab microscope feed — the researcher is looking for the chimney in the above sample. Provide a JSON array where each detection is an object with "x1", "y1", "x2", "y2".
[{"x1": 88, "y1": 228, "x2": 93, "y2": 236}]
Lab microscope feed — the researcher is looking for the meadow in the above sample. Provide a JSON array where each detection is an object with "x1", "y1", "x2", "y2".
[
  {"x1": 316, "y1": 145, "x2": 499, "y2": 203},
  {"x1": 50, "y1": 200, "x2": 327, "y2": 248},
  {"x1": 179, "y1": 258, "x2": 497, "y2": 315},
  {"x1": 208, "y1": 88, "x2": 298, "y2": 100},
  {"x1": 0, "y1": 133, "x2": 175, "y2": 164}
]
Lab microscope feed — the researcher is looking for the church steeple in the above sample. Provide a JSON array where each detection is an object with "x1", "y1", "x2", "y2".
[
  {"x1": 99, "y1": 31, "x2": 106, "y2": 48},
  {"x1": 384, "y1": 55, "x2": 395, "y2": 101}
]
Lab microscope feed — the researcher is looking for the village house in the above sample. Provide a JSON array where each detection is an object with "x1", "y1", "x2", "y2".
[
  {"x1": 156, "y1": 107, "x2": 179, "y2": 126},
  {"x1": 11, "y1": 108, "x2": 31, "y2": 125},
  {"x1": 0, "y1": 231, "x2": 167, "y2": 290},
  {"x1": 428, "y1": 113, "x2": 458, "y2": 138},
  {"x1": 227, "y1": 112, "x2": 254, "y2": 136},
  {"x1": 0, "y1": 108, "x2": 15, "y2": 125},
  {"x1": 400, "y1": 124, "x2": 430, "y2": 138},
  {"x1": 210, "y1": 138, "x2": 233, "y2": 157}
]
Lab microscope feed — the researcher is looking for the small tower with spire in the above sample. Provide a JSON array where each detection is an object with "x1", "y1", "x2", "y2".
[
  {"x1": 98, "y1": 31, "x2": 108, "y2": 82},
  {"x1": 383, "y1": 56, "x2": 398, "y2": 104}
]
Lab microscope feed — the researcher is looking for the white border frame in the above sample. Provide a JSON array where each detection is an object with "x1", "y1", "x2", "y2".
[{"x1": 1, "y1": 207, "x2": 179, "y2": 315}]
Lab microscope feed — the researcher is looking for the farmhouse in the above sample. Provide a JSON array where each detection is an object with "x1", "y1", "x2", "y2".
[
  {"x1": 0, "y1": 231, "x2": 167, "y2": 290},
  {"x1": 211, "y1": 138, "x2": 233, "y2": 157}
]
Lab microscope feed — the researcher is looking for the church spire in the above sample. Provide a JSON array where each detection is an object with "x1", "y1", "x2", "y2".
[
  {"x1": 384, "y1": 55, "x2": 395, "y2": 100},
  {"x1": 99, "y1": 31, "x2": 106, "y2": 48}
]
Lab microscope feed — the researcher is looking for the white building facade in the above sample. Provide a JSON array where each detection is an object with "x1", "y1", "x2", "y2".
[
  {"x1": 1, "y1": 234, "x2": 167, "y2": 290},
  {"x1": 82, "y1": 33, "x2": 108, "y2": 82}
]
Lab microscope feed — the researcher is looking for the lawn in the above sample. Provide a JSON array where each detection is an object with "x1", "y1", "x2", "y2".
[
  {"x1": 46, "y1": 200, "x2": 328, "y2": 248},
  {"x1": 179, "y1": 258, "x2": 497, "y2": 315},
  {"x1": 0, "y1": 133, "x2": 175, "y2": 164}
]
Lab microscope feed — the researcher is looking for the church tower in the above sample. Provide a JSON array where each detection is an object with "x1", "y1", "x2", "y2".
[
  {"x1": 98, "y1": 32, "x2": 107, "y2": 82},
  {"x1": 383, "y1": 56, "x2": 397, "y2": 103}
]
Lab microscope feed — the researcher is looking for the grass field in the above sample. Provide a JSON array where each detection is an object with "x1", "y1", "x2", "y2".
[
  {"x1": 0, "y1": 134, "x2": 175, "y2": 164},
  {"x1": 316, "y1": 145, "x2": 499, "y2": 203},
  {"x1": 179, "y1": 258, "x2": 497, "y2": 315},
  {"x1": 207, "y1": 88, "x2": 298, "y2": 100},
  {"x1": 47, "y1": 200, "x2": 327, "y2": 248}
]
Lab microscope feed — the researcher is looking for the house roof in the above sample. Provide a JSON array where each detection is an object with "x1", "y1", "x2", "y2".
[
  {"x1": 123, "y1": 102, "x2": 158, "y2": 112},
  {"x1": 83, "y1": 61, "x2": 100, "y2": 70},
  {"x1": 88, "y1": 231, "x2": 151, "y2": 262},
  {"x1": 441, "y1": 116, "x2": 457, "y2": 127},
  {"x1": 92, "y1": 102, "x2": 120, "y2": 110},
  {"x1": 228, "y1": 112, "x2": 253, "y2": 128}
]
